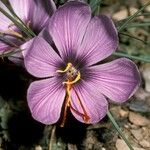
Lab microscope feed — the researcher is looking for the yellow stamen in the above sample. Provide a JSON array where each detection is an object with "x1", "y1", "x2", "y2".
[
  {"x1": 57, "y1": 62, "x2": 83, "y2": 127},
  {"x1": 2, "y1": 30, "x2": 23, "y2": 38},
  {"x1": 63, "y1": 71, "x2": 81, "y2": 85},
  {"x1": 1, "y1": 23, "x2": 23, "y2": 39},
  {"x1": 56, "y1": 63, "x2": 72, "y2": 73}
]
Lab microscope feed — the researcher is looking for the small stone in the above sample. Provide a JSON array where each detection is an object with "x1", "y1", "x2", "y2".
[
  {"x1": 119, "y1": 109, "x2": 129, "y2": 118},
  {"x1": 129, "y1": 100, "x2": 150, "y2": 113},
  {"x1": 124, "y1": 124, "x2": 130, "y2": 129},
  {"x1": 139, "y1": 140, "x2": 150, "y2": 148},
  {"x1": 134, "y1": 88, "x2": 150, "y2": 101},
  {"x1": 68, "y1": 143, "x2": 78, "y2": 150},
  {"x1": 141, "y1": 63, "x2": 150, "y2": 92},
  {"x1": 113, "y1": 9, "x2": 128, "y2": 21},
  {"x1": 140, "y1": 0, "x2": 150, "y2": 12},
  {"x1": 129, "y1": 124, "x2": 139, "y2": 129},
  {"x1": 113, "y1": 7, "x2": 139, "y2": 21},
  {"x1": 129, "y1": 112, "x2": 150, "y2": 126},
  {"x1": 116, "y1": 139, "x2": 145, "y2": 150},
  {"x1": 110, "y1": 106, "x2": 121, "y2": 119},
  {"x1": 35, "y1": 146, "x2": 42, "y2": 150},
  {"x1": 134, "y1": 148, "x2": 146, "y2": 150},
  {"x1": 130, "y1": 129, "x2": 143, "y2": 141},
  {"x1": 141, "y1": 127, "x2": 150, "y2": 140}
]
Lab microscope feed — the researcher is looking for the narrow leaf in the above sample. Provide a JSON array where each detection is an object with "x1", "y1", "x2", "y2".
[
  {"x1": 113, "y1": 52, "x2": 150, "y2": 62},
  {"x1": 107, "y1": 111, "x2": 134, "y2": 150},
  {"x1": 118, "y1": 1, "x2": 150, "y2": 32},
  {"x1": 89, "y1": 0, "x2": 102, "y2": 14},
  {"x1": 119, "y1": 32, "x2": 147, "y2": 44}
]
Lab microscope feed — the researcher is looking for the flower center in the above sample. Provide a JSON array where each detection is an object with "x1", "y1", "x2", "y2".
[
  {"x1": 57, "y1": 63, "x2": 81, "y2": 84},
  {"x1": 57, "y1": 63, "x2": 90, "y2": 127}
]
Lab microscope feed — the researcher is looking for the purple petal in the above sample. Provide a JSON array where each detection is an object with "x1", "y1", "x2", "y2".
[
  {"x1": 8, "y1": 50, "x2": 23, "y2": 65},
  {"x1": 0, "y1": 35, "x2": 22, "y2": 53},
  {"x1": 9, "y1": 0, "x2": 30, "y2": 21},
  {"x1": 38, "y1": 28, "x2": 53, "y2": 46},
  {"x1": 77, "y1": 15, "x2": 118, "y2": 66},
  {"x1": 70, "y1": 81, "x2": 108, "y2": 124},
  {"x1": 0, "y1": 36, "x2": 23, "y2": 64},
  {"x1": 27, "y1": 77, "x2": 65, "y2": 124},
  {"x1": 0, "y1": 41, "x2": 10, "y2": 53},
  {"x1": 28, "y1": 0, "x2": 56, "y2": 32},
  {"x1": 0, "y1": 0, "x2": 30, "y2": 32},
  {"x1": 24, "y1": 37, "x2": 63, "y2": 78},
  {"x1": 48, "y1": 1, "x2": 91, "y2": 59},
  {"x1": 0, "y1": 1, "x2": 11, "y2": 31},
  {"x1": 89, "y1": 58, "x2": 140, "y2": 103}
]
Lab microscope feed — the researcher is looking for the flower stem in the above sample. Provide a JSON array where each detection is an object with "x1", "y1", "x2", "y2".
[
  {"x1": 48, "y1": 125, "x2": 56, "y2": 150},
  {"x1": 107, "y1": 110, "x2": 134, "y2": 150}
]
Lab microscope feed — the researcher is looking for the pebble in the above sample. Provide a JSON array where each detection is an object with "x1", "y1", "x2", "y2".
[
  {"x1": 68, "y1": 143, "x2": 78, "y2": 150},
  {"x1": 35, "y1": 146, "x2": 43, "y2": 150},
  {"x1": 116, "y1": 139, "x2": 145, "y2": 150},
  {"x1": 134, "y1": 88, "x2": 150, "y2": 101},
  {"x1": 130, "y1": 129, "x2": 143, "y2": 141},
  {"x1": 141, "y1": 63, "x2": 150, "y2": 92},
  {"x1": 129, "y1": 100, "x2": 150, "y2": 113},
  {"x1": 140, "y1": 0, "x2": 150, "y2": 12},
  {"x1": 119, "y1": 109, "x2": 129, "y2": 118},
  {"x1": 110, "y1": 106, "x2": 121, "y2": 119},
  {"x1": 139, "y1": 140, "x2": 150, "y2": 148},
  {"x1": 129, "y1": 112, "x2": 150, "y2": 126},
  {"x1": 113, "y1": 7, "x2": 139, "y2": 21}
]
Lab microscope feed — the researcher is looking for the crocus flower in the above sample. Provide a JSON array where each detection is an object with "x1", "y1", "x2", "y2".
[
  {"x1": 0, "y1": 0, "x2": 56, "y2": 57},
  {"x1": 24, "y1": 1, "x2": 140, "y2": 126}
]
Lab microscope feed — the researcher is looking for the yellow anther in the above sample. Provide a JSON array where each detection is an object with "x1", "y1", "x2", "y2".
[
  {"x1": 2, "y1": 30, "x2": 23, "y2": 38},
  {"x1": 1, "y1": 23, "x2": 23, "y2": 39},
  {"x1": 56, "y1": 63, "x2": 72, "y2": 73},
  {"x1": 63, "y1": 71, "x2": 81, "y2": 85}
]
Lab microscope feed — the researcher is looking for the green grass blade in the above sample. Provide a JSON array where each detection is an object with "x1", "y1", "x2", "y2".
[
  {"x1": 116, "y1": 12, "x2": 150, "y2": 27},
  {"x1": 0, "y1": 33, "x2": 19, "y2": 47},
  {"x1": 0, "y1": 48, "x2": 23, "y2": 58},
  {"x1": 118, "y1": 1, "x2": 150, "y2": 32},
  {"x1": 113, "y1": 52, "x2": 150, "y2": 62},
  {"x1": 107, "y1": 111, "x2": 134, "y2": 150},
  {"x1": 126, "y1": 22, "x2": 150, "y2": 28},
  {"x1": 119, "y1": 32, "x2": 147, "y2": 44},
  {"x1": 90, "y1": 0, "x2": 102, "y2": 14}
]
